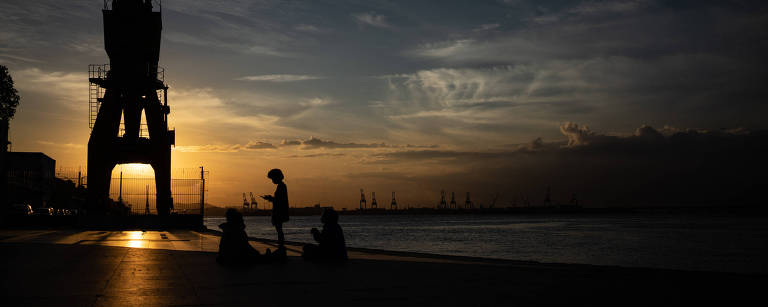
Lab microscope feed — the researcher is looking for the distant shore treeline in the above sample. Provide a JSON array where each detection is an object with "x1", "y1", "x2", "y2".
[{"x1": 204, "y1": 204, "x2": 768, "y2": 217}]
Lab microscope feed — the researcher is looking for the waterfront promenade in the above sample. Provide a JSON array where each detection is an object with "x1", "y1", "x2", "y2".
[{"x1": 1, "y1": 229, "x2": 764, "y2": 306}]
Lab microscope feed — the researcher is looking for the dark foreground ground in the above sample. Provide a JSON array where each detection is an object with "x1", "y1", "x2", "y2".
[{"x1": 0, "y1": 230, "x2": 765, "y2": 306}]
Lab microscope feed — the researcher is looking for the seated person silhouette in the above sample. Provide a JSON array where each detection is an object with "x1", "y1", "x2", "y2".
[
  {"x1": 302, "y1": 208, "x2": 348, "y2": 262},
  {"x1": 217, "y1": 208, "x2": 271, "y2": 265}
]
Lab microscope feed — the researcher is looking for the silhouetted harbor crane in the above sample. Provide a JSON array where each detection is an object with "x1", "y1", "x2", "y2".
[
  {"x1": 464, "y1": 192, "x2": 473, "y2": 209},
  {"x1": 242, "y1": 193, "x2": 249, "y2": 211},
  {"x1": 249, "y1": 192, "x2": 258, "y2": 210},
  {"x1": 370, "y1": 192, "x2": 378, "y2": 209},
  {"x1": 490, "y1": 193, "x2": 500, "y2": 208},
  {"x1": 439, "y1": 190, "x2": 447, "y2": 209},
  {"x1": 390, "y1": 192, "x2": 398, "y2": 210},
  {"x1": 450, "y1": 192, "x2": 457, "y2": 209},
  {"x1": 87, "y1": 0, "x2": 174, "y2": 215},
  {"x1": 359, "y1": 189, "x2": 366, "y2": 210}
]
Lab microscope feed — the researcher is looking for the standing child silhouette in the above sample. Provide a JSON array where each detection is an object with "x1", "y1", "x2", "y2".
[{"x1": 261, "y1": 169, "x2": 289, "y2": 251}]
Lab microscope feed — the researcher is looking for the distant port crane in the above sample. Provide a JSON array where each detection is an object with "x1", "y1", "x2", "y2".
[
  {"x1": 490, "y1": 193, "x2": 500, "y2": 208},
  {"x1": 464, "y1": 192, "x2": 474, "y2": 209},
  {"x1": 371, "y1": 192, "x2": 378, "y2": 209},
  {"x1": 450, "y1": 192, "x2": 457, "y2": 209},
  {"x1": 359, "y1": 189, "x2": 367, "y2": 210},
  {"x1": 249, "y1": 192, "x2": 258, "y2": 210},
  {"x1": 242, "y1": 193, "x2": 249, "y2": 210},
  {"x1": 439, "y1": 190, "x2": 447, "y2": 209},
  {"x1": 390, "y1": 192, "x2": 398, "y2": 210}
]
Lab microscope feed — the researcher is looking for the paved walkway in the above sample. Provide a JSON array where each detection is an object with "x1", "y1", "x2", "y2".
[
  {"x1": 0, "y1": 229, "x2": 497, "y2": 264},
  {"x1": 1, "y1": 230, "x2": 765, "y2": 306}
]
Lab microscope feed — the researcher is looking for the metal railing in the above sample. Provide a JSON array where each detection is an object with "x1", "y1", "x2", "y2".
[
  {"x1": 110, "y1": 177, "x2": 203, "y2": 215},
  {"x1": 56, "y1": 166, "x2": 208, "y2": 215},
  {"x1": 55, "y1": 167, "x2": 86, "y2": 187}
]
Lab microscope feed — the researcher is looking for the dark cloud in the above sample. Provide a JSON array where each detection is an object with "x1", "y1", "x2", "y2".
[
  {"x1": 4, "y1": 0, "x2": 768, "y2": 144},
  {"x1": 374, "y1": 123, "x2": 768, "y2": 206},
  {"x1": 379, "y1": 150, "x2": 504, "y2": 161},
  {"x1": 176, "y1": 141, "x2": 275, "y2": 152},
  {"x1": 287, "y1": 153, "x2": 346, "y2": 158},
  {"x1": 405, "y1": 144, "x2": 440, "y2": 149},
  {"x1": 280, "y1": 139, "x2": 301, "y2": 146},
  {"x1": 243, "y1": 141, "x2": 276, "y2": 149},
  {"x1": 181, "y1": 137, "x2": 436, "y2": 152},
  {"x1": 288, "y1": 136, "x2": 437, "y2": 150},
  {"x1": 301, "y1": 136, "x2": 387, "y2": 149},
  {"x1": 4, "y1": 0, "x2": 768, "y2": 207}
]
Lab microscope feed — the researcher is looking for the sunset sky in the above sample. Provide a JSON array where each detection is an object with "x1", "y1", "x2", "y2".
[{"x1": 2, "y1": 0, "x2": 767, "y2": 208}]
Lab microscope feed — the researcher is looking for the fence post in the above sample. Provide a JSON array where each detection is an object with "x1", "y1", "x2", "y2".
[
  {"x1": 200, "y1": 166, "x2": 205, "y2": 217},
  {"x1": 118, "y1": 171, "x2": 123, "y2": 202}
]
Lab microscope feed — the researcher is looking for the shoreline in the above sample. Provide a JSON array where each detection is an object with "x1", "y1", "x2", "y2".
[
  {"x1": 201, "y1": 227, "x2": 768, "y2": 276},
  {"x1": 209, "y1": 204, "x2": 768, "y2": 217}
]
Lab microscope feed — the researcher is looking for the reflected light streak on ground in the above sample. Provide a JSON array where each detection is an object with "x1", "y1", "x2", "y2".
[{"x1": 125, "y1": 231, "x2": 145, "y2": 248}]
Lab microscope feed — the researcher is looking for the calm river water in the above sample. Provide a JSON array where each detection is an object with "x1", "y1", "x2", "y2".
[{"x1": 204, "y1": 213, "x2": 768, "y2": 274}]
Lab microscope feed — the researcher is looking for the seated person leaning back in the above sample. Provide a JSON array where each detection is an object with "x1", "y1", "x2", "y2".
[{"x1": 217, "y1": 208, "x2": 265, "y2": 265}]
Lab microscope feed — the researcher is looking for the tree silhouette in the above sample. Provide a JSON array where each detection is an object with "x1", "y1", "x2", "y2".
[
  {"x1": 1, "y1": 64, "x2": 18, "y2": 206},
  {"x1": 0, "y1": 65, "x2": 20, "y2": 121}
]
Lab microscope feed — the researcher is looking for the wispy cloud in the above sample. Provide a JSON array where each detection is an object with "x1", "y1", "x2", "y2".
[
  {"x1": 280, "y1": 139, "x2": 301, "y2": 146},
  {"x1": 36, "y1": 141, "x2": 83, "y2": 149},
  {"x1": 175, "y1": 141, "x2": 276, "y2": 153},
  {"x1": 474, "y1": 23, "x2": 500, "y2": 31},
  {"x1": 13, "y1": 68, "x2": 88, "y2": 110},
  {"x1": 0, "y1": 52, "x2": 43, "y2": 63},
  {"x1": 170, "y1": 88, "x2": 283, "y2": 136},
  {"x1": 245, "y1": 45, "x2": 295, "y2": 57},
  {"x1": 236, "y1": 74, "x2": 324, "y2": 82},
  {"x1": 352, "y1": 12, "x2": 392, "y2": 28},
  {"x1": 300, "y1": 136, "x2": 387, "y2": 149},
  {"x1": 570, "y1": 0, "x2": 649, "y2": 15},
  {"x1": 296, "y1": 137, "x2": 437, "y2": 150},
  {"x1": 177, "y1": 137, "x2": 436, "y2": 152},
  {"x1": 287, "y1": 152, "x2": 347, "y2": 158},
  {"x1": 299, "y1": 98, "x2": 331, "y2": 107},
  {"x1": 294, "y1": 24, "x2": 324, "y2": 33}
]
